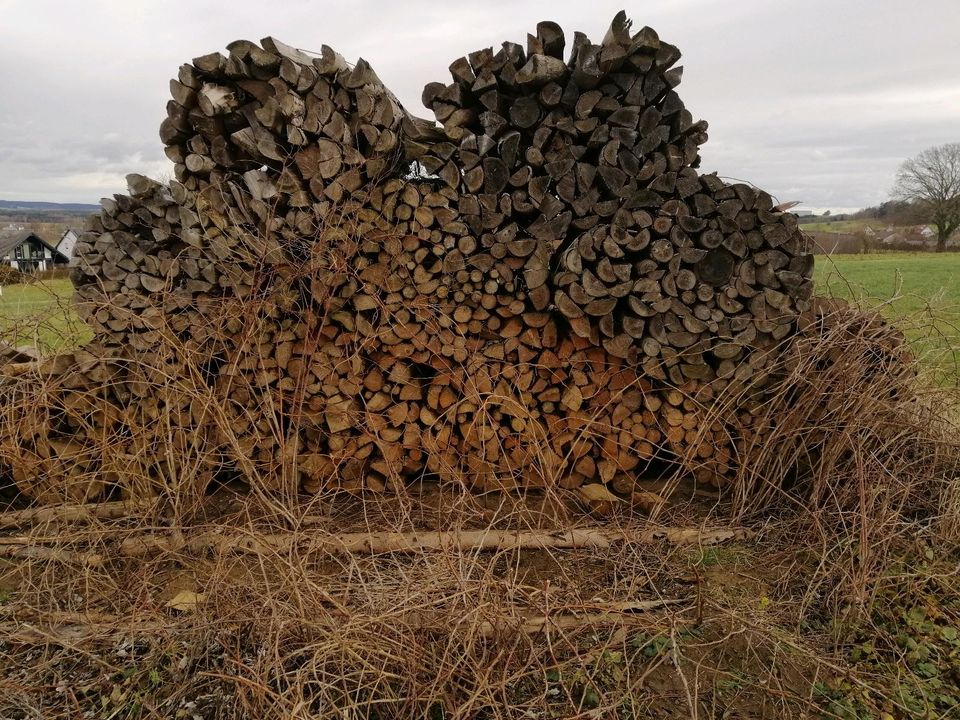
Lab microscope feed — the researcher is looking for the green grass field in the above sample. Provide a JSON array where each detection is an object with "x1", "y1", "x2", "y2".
[
  {"x1": 815, "y1": 253, "x2": 960, "y2": 379},
  {"x1": 816, "y1": 252, "x2": 960, "y2": 310},
  {"x1": 2, "y1": 254, "x2": 959, "y2": 378},
  {"x1": 0, "y1": 277, "x2": 91, "y2": 352},
  {"x1": 800, "y1": 219, "x2": 888, "y2": 234}
]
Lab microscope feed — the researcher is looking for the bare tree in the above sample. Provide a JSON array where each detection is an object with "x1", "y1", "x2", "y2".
[{"x1": 893, "y1": 143, "x2": 960, "y2": 252}]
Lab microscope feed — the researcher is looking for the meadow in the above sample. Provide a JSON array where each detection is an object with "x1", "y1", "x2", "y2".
[
  {"x1": 816, "y1": 252, "x2": 960, "y2": 308},
  {"x1": 799, "y1": 219, "x2": 887, "y2": 234},
  {"x1": 0, "y1": 277, "x2": 91, "y2": 351},
  {"x1": 815, "y1": 252, "x2": 960, "y2": 380}
]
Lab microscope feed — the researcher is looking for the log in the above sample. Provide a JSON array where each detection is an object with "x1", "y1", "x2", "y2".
[
  {"x1": 0, "y1": 599, "x2": 684, "y2": 648},
  {"x1": 119, "y1": 525, "x2": 755, "y2": 558},
  {"x1": 0, "y1": 542, "x2": 105, "y2": 566},
  {"x1": 0, "y1": 499, "x2": 156, "y2": 529}
]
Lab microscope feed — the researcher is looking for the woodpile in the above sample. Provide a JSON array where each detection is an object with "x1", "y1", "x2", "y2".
[{"x1": 1, "y1": 13, "x2": 822, "y2": 504}]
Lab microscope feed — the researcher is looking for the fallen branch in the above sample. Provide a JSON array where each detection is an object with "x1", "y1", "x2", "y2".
[
  {"x1": 0, "y1": 598, "x2": 684, "y2": 646},
  {"x1": 118, "y1": 525, "x2": 753, "y2": 559},
  {"x1": 0, "y1": 499, "x2": 156, "y2": 529},
  {"x1": 0, "y1": 542, "x2": 104, "y2": 566},
  {"x1": 0, "y1": 617, "x2": 175, "y2": 646}
]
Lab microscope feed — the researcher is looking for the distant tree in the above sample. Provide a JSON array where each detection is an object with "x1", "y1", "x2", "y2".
[
  {"x1": 893, "y1": 143, "x2": 960, "y2": 252},
  {"x1": 822, "y1": 209, "x2": 831, "y2": 217},
  {"x1": 879, "y1": 199, "x2": 922, "y2": 225}
]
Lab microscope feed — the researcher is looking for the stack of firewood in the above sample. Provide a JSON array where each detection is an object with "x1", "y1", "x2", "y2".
[
  {"x1": 417, "y1": 13, "x2": 812, "y2": 387},
  {"x1": 3, "y1": 13, "x2": 818, "y2": 503}
]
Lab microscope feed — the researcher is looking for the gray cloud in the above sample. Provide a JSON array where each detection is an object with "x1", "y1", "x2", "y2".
[{"x1": 0, "y1": 0, "x2": 957, "y2": 211}]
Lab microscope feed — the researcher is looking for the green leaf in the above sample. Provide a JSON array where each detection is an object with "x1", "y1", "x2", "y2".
[
  {"x1": 603, "y1": 650, "x2": 623, "y2": 665},
  {"x1": 580, "y1": 687, "x2": 600, "y2": 709},
  {"x1": 641, "y1": 636, "x2": 672, "y2": 658}
]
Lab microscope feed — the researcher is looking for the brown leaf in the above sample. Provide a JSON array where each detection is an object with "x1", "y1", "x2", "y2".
[{"x1": 165, "y1": 590, "x2": 205, "y2": 612}]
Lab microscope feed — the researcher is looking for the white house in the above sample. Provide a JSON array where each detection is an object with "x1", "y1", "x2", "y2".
[
  {"x1": 56, "y1": 228, "x2": 82, "y2": 259},
  {"x1": 0, "y1": 228, "x2": 70, "y2": 273}
]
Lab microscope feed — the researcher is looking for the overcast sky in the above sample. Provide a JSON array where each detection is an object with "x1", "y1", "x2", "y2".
[{"x1": 1, "y1": 0, "x2": 957, "y2": 213}]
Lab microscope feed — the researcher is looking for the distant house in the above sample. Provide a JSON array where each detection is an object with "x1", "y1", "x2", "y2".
[
  {"x1": 0, "y1": 228, "x2": 70, "y2": 273},
  {"x1": 878, "y1": 228, "x2": 932, "y2": 249},
  {"x1": 56, "y1": 228, "x2": 82, "y2": 260}
]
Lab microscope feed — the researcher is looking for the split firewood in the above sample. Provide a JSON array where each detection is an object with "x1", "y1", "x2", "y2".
[{"x1": 2, "y1": 13, "x2": 830, "y2": 507}]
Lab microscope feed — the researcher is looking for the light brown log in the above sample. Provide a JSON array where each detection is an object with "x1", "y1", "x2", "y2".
[
  {"x1": 118, "y1": 525, "x2": 754, "y2": 558},
  {"x1": 0, "y1": 499, "x2": 155, "y2": 529}
]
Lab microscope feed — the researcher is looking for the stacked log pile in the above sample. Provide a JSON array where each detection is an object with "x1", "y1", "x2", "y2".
[{"x1": 1, "y1": 13, "x2": 821, "y2": 504}]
